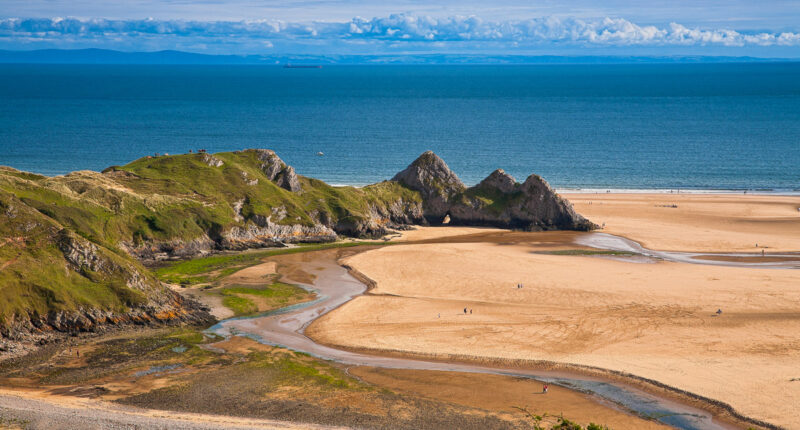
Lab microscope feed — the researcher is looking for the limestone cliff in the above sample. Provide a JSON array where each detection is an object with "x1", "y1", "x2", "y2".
[
  {"x1": 391, "y1": 150, "x2": 466, "y2": 223},
  {"x1": 392, "y1": 152, "x2": 596, "y2": 231},
  {"x1": 0, "y1": 190, "x2": 212, "y2": 356}
]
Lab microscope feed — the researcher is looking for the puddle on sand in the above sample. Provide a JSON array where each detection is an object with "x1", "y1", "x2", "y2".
[{"x1": 133, "y1": 364, "x2": 182, "y2": 377}]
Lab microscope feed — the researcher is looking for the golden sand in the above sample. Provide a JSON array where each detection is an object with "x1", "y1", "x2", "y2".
[
  {"x1": 308, "y1": 194, "x2": 800, "y2": 428},
  {"x1": 567, "y1": 193, "x2": 800, "y2": 252}
]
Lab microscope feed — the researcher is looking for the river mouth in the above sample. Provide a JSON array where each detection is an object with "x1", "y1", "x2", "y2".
[{"x1": 208, "y1": 231, "x2": 788, "y2": 430}]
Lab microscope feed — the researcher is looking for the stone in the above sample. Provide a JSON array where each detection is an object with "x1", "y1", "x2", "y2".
[
  {"x1": 248, "y1": 149, "x2": 302, "y2": 192},
  {"x1": 477, "y1": 169, "x2": 518, "y2": 194}
]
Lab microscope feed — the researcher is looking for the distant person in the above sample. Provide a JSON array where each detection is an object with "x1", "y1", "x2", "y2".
[
  {"x1": 762, "y1": 249, "x2": 765, "y2": 256},
  {"x1": 542, "y1": 384, "x2": 548, "y2": 394},
  {"x1": 464, "y1": 307, "x2": 467, "y2": 315},
  {"x1": 470, "y1": 309, "x2": 473, "y2": 314},
  {"x1": 438, "y1": 313, "x2": 440, "y2": 319},
  {"x1": 716, "y1": 309, "x2": 722, "y2": 315}
]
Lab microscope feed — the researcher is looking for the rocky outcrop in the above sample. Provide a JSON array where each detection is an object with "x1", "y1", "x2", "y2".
[
  {"x1": 240, "y1": 171, "x2": 258, "y2": 186},
  {"x1": 201, "y1": 153, "x2": 224, "y2": 168},
  {"x1": 0, "y1": 294, "x2": 214, "y2": 358},
  {"x1": 249, "y1": 149, "x2": 301, "y2": 192},
  {"x1": 122, "y1": 236, "x2": 217, "y2": 261},
  {"x1": 392, "y1": 152, "x2": 596, "y2": 231},
  {"x1": 391, "y1": 151, "x2": 466, "y2": 222},
  {"x1": 56, "y1": 229, "x2": 106, "y2": 273},
  {"x1": 222, "y1": 215, "x2": 337, "y2": 249},
  {"x1": 477, "y1": 169, "x2": 518, "y2": 194},
  {"x1": 334, "y1": 198, "x2": 425, "y2": 238}
]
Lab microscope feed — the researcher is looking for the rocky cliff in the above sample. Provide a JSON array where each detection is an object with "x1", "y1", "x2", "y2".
[
  {"x1": 392, "y1": 153, "x2": 596, "y2": 231},
  {"x1": 0, "y1": 190, "x2": 212, "y2": 356}
]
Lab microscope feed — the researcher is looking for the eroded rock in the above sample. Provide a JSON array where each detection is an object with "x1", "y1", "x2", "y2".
[{"x1": 248, "y1": 149, "x2": 301, "y2": 192}]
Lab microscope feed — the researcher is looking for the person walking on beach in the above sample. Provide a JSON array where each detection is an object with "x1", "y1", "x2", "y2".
[
  {"x1": 464, "y1": 307, "x2": 467, "y2": 315},
  {"x1": 542, "y1": 384, "x2": 548, "y2": 394},
  {"x1": 470, "y1": 309, "x2": 473, "y2": 315}
]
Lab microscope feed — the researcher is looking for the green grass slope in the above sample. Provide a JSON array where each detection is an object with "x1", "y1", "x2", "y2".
[
  {"x1": 0, "y1": 189, "x2": 168, "y2": 331},
  {"x1": 0, "y1": 149, "x2": 421, "y2": 335}
]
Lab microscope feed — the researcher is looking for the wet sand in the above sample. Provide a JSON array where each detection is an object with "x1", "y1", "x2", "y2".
[
  {"x1": 351, "y1": 367, "x2": 670, "y2": 430},
  {"x1": 566, "y1": 193, "x2": 800, "y2": 252},
  {"x1": 0, "y1": 387, "x2": 342, "y2": 429},
  {"x1": 308, "y1": 194, "x2": 800, "y2": 429}
]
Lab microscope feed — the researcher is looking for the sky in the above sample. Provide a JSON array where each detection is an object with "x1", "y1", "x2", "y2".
[{"x1": 2, "y1": 0, "x2": 800, "y2": 57}]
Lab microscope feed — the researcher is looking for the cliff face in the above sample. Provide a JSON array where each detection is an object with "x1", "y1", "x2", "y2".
[
  {"x1": 392, "y1": 153, "x2": 596, "y2": 231},
  {"x1": 391, "y1": 151, "x2": 466, "y2": 223},
  {"x1": 0, "y1": 190, "x2": 212, "y2": 355}
]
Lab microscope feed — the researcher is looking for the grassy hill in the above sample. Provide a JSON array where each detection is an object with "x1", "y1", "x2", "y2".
[{"x1": 0, "y1": 149, "x2": 423, "y2": 343}]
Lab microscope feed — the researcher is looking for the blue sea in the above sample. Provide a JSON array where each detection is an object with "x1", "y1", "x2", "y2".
[{"x1": 1, "y1": 63, "x2": 799, "y2": 191}]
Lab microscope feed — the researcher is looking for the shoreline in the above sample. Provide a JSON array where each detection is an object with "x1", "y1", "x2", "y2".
[
  {"x1": 6, "y1": 164, "x2": 798, "y2": 196},
  {"x1": 559, "y1": 188, "x2": 800, "y2": 196}
]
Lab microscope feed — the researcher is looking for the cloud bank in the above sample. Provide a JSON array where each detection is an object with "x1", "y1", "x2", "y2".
[{"x1": 2, "y1": 14, "x2": 800, "y2": 54}]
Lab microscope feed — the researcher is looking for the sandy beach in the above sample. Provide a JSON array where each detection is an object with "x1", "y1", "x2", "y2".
[
  {"x1": 566, "y1": 193, "x2": 800, "y2": 252},
  {"x1": 307, "y1": 193, "x2": 800, "y2": 428}
]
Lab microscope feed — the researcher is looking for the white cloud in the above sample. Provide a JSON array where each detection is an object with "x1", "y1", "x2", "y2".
[{"x1": 1, "y1": 14, "x2": 800, "y2": 53}]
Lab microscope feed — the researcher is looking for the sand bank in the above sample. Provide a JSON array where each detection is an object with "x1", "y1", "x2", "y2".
[{"x1": 565, "y1": 193, "x2": 800, "y2": 252}]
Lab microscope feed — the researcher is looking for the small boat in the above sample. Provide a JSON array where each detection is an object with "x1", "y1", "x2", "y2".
[
  {"x1": 316, "y1": 151, "x2": 324, "y2": 156},
  {"x1": 284, "y1": 64, "x2": 322, "y2": 69}
]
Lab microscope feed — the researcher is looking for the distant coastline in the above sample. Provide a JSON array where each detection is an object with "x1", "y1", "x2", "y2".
[{"x1": 1, "y1": 48, "x2": 798, "y2": 65}]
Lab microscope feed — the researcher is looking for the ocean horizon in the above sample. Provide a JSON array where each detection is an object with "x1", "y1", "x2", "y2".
[{"x1": 2, "y1": 62, "x2": 799, "y2": 191}]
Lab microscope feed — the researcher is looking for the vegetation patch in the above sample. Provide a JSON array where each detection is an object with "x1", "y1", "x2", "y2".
[
  {"x1": 220, "y1": 282, "x2": 314, "y2": 317},
  {"x1": 155, "y1": 241, "x2": 371, "y2": 286}
]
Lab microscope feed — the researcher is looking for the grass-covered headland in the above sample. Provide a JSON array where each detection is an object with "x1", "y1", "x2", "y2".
[
  {"x1": 0, "y1": 149, "x2": 421, "y2": 345},
  {"x1": 0, "y1": 149, "x2": 593, "y2": 355}
]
